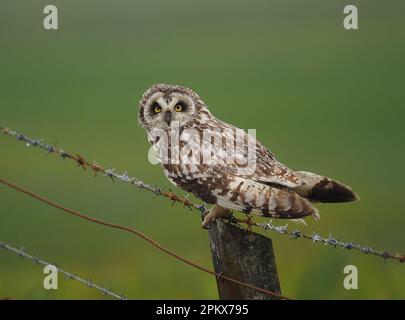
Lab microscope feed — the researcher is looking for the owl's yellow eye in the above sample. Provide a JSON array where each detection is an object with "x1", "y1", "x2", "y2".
[
  {"x1": 154, "y1": 106, "x2": 162, "y2": 114},
  {"x1": 174, "y1": 104, "x2": 183, "y2": 112}
]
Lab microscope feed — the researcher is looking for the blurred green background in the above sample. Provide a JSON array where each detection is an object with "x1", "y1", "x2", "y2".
[{"x1": 1, "y1": 0, "x2": 404, "y2": 299}]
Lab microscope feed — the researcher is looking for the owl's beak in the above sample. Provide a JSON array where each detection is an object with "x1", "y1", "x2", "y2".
[{"x1": 164, "y1": 111, "x2": 172, "y2": 126}]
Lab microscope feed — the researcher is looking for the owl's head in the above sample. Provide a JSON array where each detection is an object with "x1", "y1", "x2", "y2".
[{"x1": 138, "y1": 84, "x2": 210, "y2": 130}]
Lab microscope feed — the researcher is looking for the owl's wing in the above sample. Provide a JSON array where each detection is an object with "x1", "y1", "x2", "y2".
[
  {"x1": 209, "y1": 174, "x2": 318, "y2": 219},
  {"x1": 213, "y1": 131, "x2": 306, "y2": 189},
  {"x1": 252, "y1": 141, "x2": 306, "y2": 188},
  {"x1": 170, "y1": 126, "x2": 315, "y2": 218},
  {"x1": 208, "y1": 138, "x2": 316, "y2": 218}
]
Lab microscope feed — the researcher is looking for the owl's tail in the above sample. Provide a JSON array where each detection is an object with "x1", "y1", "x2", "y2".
[{"x1": 293, "y1": 171, "x2": 359, "y2": 203}]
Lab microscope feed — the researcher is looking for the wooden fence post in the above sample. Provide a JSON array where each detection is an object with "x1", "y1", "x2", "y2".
[{"x1": 208, "y1": 219, "x2": 282, "y2": 300}]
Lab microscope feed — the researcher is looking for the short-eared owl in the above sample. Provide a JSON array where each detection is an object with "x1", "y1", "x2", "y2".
[{"x1": 138, "y1": 84, "x2": 359, "y2": 228}]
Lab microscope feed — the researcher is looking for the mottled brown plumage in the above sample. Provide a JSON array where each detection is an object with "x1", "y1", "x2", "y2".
[{"x1": 138, "y1": 84, "x2": 359, "y2": 227}]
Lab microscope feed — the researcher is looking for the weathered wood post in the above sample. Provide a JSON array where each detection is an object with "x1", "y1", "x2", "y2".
[{"x1": 208, "y1": 219, "x2": 281, "y2": 300}]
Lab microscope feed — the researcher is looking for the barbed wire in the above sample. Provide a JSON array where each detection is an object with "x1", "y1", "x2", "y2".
[
  {"x1": 0, "y1": 241, "x2": 127, "y2": 300},
  {"x1": 0, "y1": 126, "x2": 197, "y2": 211},
  {"x1": 230, "y1": 218, "x2": 405, "y2": 263},
  {"x1": 1, "y1": 126, "x2": 404, "y2": 263},
  {"x1": 0, "y1": 177, "x2": 289, "y2": 300}
]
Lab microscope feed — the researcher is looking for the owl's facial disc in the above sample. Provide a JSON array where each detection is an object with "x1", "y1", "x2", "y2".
[{"x1": 143, "y1": 92, "x2": 196, "y2": 129}]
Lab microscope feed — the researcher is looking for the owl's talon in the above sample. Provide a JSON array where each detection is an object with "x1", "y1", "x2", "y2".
[
  {"x1": 201, "y1": 205, "x2": 231, "y2": 229},
  {"x1": 201, "y1": 221, "x2": 211, "y2": 230},
  {"x1": 201, "y1": 213, "x2": 213, "y2": 229}
]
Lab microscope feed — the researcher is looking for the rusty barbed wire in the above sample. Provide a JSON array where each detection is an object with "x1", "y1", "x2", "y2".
[
  {"x1": 1, "y1": 125, "x2": 404, "y2": 263},
  {"x1": 0, "y1": 126, "x2": 196, "y2": 211},
  {"x1": 0, "y1": 241, "x2": 127, "y2": 300},
  {"x1": 0, "y1": 177, "x2": 289, "y2": 300}
]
